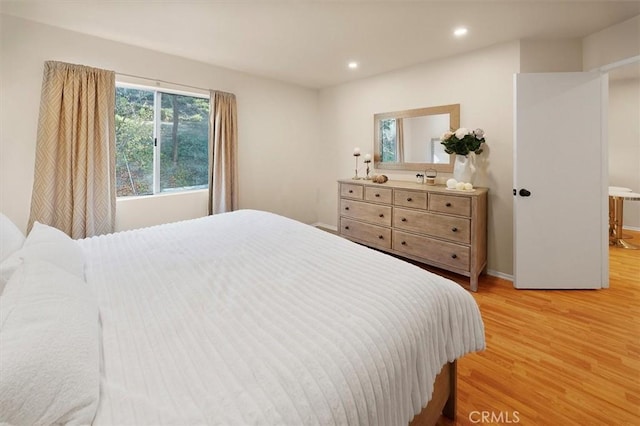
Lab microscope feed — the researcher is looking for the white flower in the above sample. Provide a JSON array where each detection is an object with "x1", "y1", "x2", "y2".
[
  {"x1": 442, "y1": 131, "x2": 453, "y2": 140},
  {"x1": 455, "y1": 128, "x2": 469, "y2": 139},
  {"x1": 473, "y1": 128, "x2": 485, "y2": 139}
]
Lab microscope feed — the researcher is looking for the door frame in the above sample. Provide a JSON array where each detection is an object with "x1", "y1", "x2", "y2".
[{"x1": 598, "y1": 54, "x2": 640, "y2": 287}]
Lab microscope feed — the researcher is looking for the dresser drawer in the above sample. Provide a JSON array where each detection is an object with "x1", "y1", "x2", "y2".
[
  {"x1": 393, "y1": 208, "x2": 470, "y2": 244},
  {"x1": 340, "y1": 183, "x2": 364, "y2": 199},
  {"x1": 429, "y1": 194, "x2": 471, "y2": 217},
  {"x1": 341, "y1": 199, "x2": 392, "y2": 226},
  {"x1": 393, "y1": 230, "x2": 470, "y2": 271},
  {"x1": 365, "y1": 186, "x2": 393, "y2": 204},
  {"x1": 340, "y1": 218, "x2": 391, "y2": 250},
  {"x1": 394, "y1": 190, "x2": 427, "y2": 209}
]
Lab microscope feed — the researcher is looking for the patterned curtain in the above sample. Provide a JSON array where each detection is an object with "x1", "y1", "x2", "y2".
[
  {"x1": 208, "y1": 90, "x2": 238, "y2": 214},
  {"x1": 28, "y1": 61, "x2": 116, "y2": 238}
]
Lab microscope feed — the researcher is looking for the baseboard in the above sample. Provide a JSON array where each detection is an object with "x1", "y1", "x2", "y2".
[
  {"x1": 623, "y1": 225, "x2": 640, "y2": 232},
  {"x1": 486, "y1": 269, "x2": 513, "y2": 282},
  {"x1": 313, "y1": 222, "x2": 338, "y2": 232}
]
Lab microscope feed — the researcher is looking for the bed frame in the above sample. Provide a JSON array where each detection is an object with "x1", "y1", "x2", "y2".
[{"x1": 409, "y1": 361, "x2": 456, "y2": 426}]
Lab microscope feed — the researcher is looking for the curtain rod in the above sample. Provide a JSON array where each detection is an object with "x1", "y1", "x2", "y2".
[{"x1": 116, "y1": 72, "x2": 210, "y2": 93}]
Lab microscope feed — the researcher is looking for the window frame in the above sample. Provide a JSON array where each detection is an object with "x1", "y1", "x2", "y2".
[{"x1": 115, "y1": 82, "x2": 210, "y2": 198}]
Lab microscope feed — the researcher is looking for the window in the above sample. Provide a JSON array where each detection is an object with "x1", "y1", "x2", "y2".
[{"x1": 115, "y1": 84, "x2": 209, "y2": 197}]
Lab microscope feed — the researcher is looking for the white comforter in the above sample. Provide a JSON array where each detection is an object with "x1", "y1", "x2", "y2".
[{"x1": 79, "y1": 210, "x2": 484, "y2": 426}]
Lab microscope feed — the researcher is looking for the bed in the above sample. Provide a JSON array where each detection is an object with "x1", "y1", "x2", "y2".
[{"x1": 0, "y1": 209, "x2": 485, "y2": 425}]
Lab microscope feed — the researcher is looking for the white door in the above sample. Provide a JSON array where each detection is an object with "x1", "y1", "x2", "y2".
[{"x1": 514, "y1": 72, "x2": 608, "y2": 289}]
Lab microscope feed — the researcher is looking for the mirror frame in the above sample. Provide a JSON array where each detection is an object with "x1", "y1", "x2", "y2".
[{"x1": 374, "y1": 103, "x2": 460, "y2": 173}]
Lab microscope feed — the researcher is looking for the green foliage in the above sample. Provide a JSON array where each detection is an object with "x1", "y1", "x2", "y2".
[
  {"x1": 441, "y1": 129, "x2": 485, "y2": 156},
  {"x1": 115, "y1": 87, "x2": 154, "y2": 196}
]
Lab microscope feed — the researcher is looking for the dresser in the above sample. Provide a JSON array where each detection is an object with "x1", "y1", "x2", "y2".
[{"x1": 337, "y1": 179, "x2": 488, "y2": 291}]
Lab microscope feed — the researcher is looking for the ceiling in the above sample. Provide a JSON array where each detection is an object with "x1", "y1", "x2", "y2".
[{"x1": 1, "y1": 1, "x2": 639, "y2": 88}]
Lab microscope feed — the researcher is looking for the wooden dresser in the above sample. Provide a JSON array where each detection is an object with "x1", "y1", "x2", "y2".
[{"x1": 337, "y1": 179, "x2": 488, "y2": 291}]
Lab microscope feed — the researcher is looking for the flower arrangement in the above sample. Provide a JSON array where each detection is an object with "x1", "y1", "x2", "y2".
[{"x1": 441, "y1": 128, "x2": 486, "y2": 156}]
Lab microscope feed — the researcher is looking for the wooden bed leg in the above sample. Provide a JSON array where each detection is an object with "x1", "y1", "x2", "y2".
[
  {"x1": 443, "y1": 361, "x2": 457, "y2": 420},
  {"x1": 409, "y1": 361, "x2": 457, "y2": 426}
]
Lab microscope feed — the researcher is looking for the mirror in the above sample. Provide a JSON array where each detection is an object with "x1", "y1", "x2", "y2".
[{"x1": 374, "y1": 104, "x2": 460, "y2": 172}]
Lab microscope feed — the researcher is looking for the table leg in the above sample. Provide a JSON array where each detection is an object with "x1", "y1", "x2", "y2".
[{"x1": 611, "y1": 196, "x2": 638, "y2": 249}]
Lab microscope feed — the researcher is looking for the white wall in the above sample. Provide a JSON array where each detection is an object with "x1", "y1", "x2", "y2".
[
  {"x1": 583, "y1": 15, "x2": 640, "y2": 71},
  {"x1": 609, "y1": 76, "x2": 640, "y2": 229},
  {"x1": 520, "y1": 39, "x2": 583, "y2": 73},
  {"x1": 318, "y1": 41, "x2": 520, "y2": 276},
  {"x1": 0, "y1": 14, "x2": 320, "y2": 233}
]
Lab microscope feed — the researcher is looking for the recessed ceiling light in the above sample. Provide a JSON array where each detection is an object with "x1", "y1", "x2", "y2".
[
  {"x1": 454, "y1": 27, "x2": 468, "y2": 37},
  {"x1": 348, "y1": 61, "x2": 358, "y2": 69}
]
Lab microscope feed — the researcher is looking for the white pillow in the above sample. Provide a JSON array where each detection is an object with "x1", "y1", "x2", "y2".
[
  {"x1": 0, "y1": 260, "x2": 100, "y2": 425},
  {"x1": 0, "y1": 213, "x2": 25, "y2": 263},
  {"x1": 0, "y1": 222, "x2": 85, "y2": 292}
]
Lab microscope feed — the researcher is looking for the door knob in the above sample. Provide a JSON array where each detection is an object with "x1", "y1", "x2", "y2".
[{"x1": 519, "y1": 189, "x2": 532, "y2": 197}]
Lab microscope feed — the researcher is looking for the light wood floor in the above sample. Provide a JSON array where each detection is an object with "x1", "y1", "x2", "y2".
[{"x1": 427, "y1": 230, "x2": 640, "y2": 425}]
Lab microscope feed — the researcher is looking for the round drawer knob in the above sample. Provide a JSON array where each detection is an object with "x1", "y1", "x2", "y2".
[
  {"x1": 345, "y1": 207, "x2": 350, "y2": 210},
  {"x1": 451, "y1": 227, "x2": 458, "y2": 232},
  {"x1": 407, "y1": 197, "x2": 412, "y2": 202},
  {"x1": 345, "y1": 226, "x2": 349, "y2": 230},
  {"x1": 451, "y1": 254, "x2": 457, "y2": 259},
  {"x1": 348, "y1": 190, "x2": 353, "y2": 193},
  {"x1": 375, "y1": 193, "x2": 380, "y2": 197},
  {"x1": 401, "y1": 241, "x2": 407, "y2": 245},
  {"x1": 378, "y1": 235, "x2": 384, "y2": 239},
  {"x1": 446, "y1": 202, "x2": 452, "y2": 207},
  {"x1": 401, "y1": 218, "x2": 407, "y2": 222},
  {"x1": 379, "y1": 213, "x2": 384, "y2": 218}
]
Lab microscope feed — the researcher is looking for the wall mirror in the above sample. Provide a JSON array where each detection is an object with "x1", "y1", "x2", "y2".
[{"x1": 374, "y1": 103, "x2": 460, "y2": 172}]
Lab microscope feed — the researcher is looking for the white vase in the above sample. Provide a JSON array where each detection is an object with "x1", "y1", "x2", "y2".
[{"x1": 453, "y1": 154, "x2": 476, "y2": 183}]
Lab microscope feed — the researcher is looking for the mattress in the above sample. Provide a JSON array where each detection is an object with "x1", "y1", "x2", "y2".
[{"x1": 78, "y1": 210, "x2": 485, "y2": 425}]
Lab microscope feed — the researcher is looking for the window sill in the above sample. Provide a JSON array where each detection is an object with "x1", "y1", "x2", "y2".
[{"x1": 116, "y1": 188, "x2": 208, "y2": 202}]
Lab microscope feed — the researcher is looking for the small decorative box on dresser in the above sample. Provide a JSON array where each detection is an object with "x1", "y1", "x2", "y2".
[{"x1": 338, "y1": 179, "x2": 488, "y2": 291}]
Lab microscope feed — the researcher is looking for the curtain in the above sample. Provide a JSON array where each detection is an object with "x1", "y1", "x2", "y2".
[
  {"x1": 396, "y1": 117, "x2": 405, "y2": 162},
  {"x1": 208, "y1": 90, "x2": 238, "y2": 214},
  {"x1": 28, "y1": 61, "x2": 116, "y2": 238}
]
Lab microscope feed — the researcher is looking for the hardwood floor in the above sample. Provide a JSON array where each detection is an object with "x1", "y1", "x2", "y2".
[{"x1": 429, "y1": 230, "x2": 640, "y2": 425}]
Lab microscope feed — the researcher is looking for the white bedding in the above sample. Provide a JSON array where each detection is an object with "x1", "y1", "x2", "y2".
[{"x1": 79, "y1": 210, "x2": 484, "y2": 426}]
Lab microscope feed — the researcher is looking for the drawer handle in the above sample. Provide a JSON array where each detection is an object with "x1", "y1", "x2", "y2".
[
  {"x1": 378, "y1": 235, "x2": 384, "y2": 239},
  {"x1": 345, "y1": 207, "x2": 350, "y2": 210},
  {"x1": 407, "y1": 197, "x2": 413, "y2": 202},
  {"x1": 375, "y1": 193, "x2": 380, "y2": 197},
  {"x1": 401, "y1": 241, "x2": 407, "y2": 245},
  {"x1": 451, "y1": 254, "x2": 457, "y2": 259},
  {"x1": 446, "y1": 202, "x2": 452, "y2": 207},
  {"x1": 348, "y1": 190, "x2": 353, "y2": 193},
  {"x1": 379, "y1": 213, "x2": 384, "y2": 218},
  {"x1": 344, "y1": 226, "x2": 349, "y2": 230},
  {"x1": 451, "y1": 227, "x2": 458, "y2": 232},
  {"x1": 401, "y1": 218, "x2": 407, "y2": 222}
]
